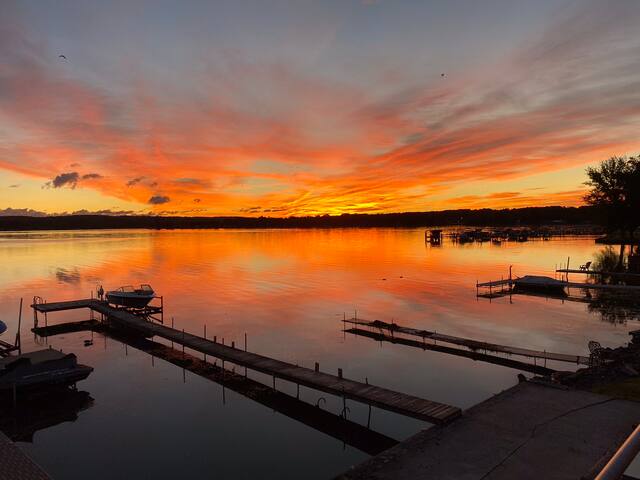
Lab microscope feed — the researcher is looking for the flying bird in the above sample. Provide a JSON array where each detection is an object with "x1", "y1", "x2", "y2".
[{"x1": 58, "y1": 54, "x2": 67, "y2": 60}]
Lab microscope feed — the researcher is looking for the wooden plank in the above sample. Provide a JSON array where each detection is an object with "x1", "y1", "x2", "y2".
[{"x1": 345, "y1": 318, "x2": 589, "y2": 365}]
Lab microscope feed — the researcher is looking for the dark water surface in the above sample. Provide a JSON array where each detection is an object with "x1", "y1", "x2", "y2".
[{"x1": 0, "y1": 229, "x2": 635, "y2": 479}]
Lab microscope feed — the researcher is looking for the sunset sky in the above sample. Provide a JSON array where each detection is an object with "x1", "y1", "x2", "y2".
[{"x1": 1, "y1": 0, "x2": 639, "y2": 217}]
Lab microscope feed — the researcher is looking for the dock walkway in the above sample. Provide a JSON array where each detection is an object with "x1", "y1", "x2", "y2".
[
  {"x1": 32, "y1": 299, "x2": 460, "y2": 425},
  {"x1": 338, "y1": 380, "x2": 640, "y2": 480},
  {"x1": 345, "y1": 318, "x2": 589, "y2": 365}
]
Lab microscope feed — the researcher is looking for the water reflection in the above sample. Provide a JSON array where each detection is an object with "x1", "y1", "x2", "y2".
[
  {"x1": 0, "y1": 388, "x2": 93, "y2": 442},
  {"x1": 0, "y1": 229, "x2": 635, "y2": 479}
]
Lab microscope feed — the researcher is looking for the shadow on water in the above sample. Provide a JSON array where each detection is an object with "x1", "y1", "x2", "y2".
[{"x1": 0, "y1": 387, "x2": 94, "y2": 442}]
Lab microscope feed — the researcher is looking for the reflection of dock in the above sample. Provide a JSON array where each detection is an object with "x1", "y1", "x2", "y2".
[
  {"x1": 32, "y1": 298, "x2": 461, "y2": 425},
  {"x1": 344, "y1": 318, "x2": 589, "y2": 367},
  {"x1": 33, "y1": 320, "x2": 398, "y2": 456}
]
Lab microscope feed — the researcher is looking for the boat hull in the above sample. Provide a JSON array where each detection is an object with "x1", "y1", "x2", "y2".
[{"x1": 106, "y1": 292, "x2": 154, "y2": 308}]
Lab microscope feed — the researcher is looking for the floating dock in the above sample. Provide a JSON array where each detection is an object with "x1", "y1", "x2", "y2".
[
  {"x1": 344, "y1": 318, "x2": 589, "y2": 366},
  {"x1": 477, "y1": 276, "x2": 640, "y2": 292},
  {"x1": 32, "y1": 299, "x2": 461, "y2": 425}
]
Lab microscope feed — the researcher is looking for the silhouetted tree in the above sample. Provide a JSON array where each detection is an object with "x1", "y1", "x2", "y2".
[{"x1": 585, "y1": 156, "x2": 640, "y2": 269}]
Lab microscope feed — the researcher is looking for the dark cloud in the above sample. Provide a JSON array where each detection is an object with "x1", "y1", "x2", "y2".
[
  {"x1": 45, "y1": 171, "x2": 79, "y2": 189},
  {"x1": 70, "y1": 209, "x2": 137, "y2": 215},
  {"x1": 81, "y1": 173, "x2": 102, "y2": 180},
  {"x1": 126, "y1": 176, "x2": 145, "y2": 187},
  {"x1": 0, "y1": 207, "x2": 48, "y2": 217},
  {"x1": 148, "y1": 195, "x2": 170, "y2": 205}
]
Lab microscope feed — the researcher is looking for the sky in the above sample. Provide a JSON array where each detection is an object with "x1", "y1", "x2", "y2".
[{"x1": 1, "y1": 0, "x2": 639, "y2": 217}]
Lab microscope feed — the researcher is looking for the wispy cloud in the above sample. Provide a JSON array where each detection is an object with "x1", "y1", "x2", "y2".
[{"x1": 1, "y1": 1, "x2": 639, "y2": 215}]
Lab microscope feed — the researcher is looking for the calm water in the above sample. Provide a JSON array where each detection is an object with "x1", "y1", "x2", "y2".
[{"x1": 0, "y1": 229, "x2": 635, "y2": 479}]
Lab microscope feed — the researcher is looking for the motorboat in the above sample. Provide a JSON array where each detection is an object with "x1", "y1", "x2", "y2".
[
  {"x1": 0, "y1": 350, "x2": 93, "y2": 392},
  {"x1": 106, "y1": 284, "x2": 155, "y2": 308}
]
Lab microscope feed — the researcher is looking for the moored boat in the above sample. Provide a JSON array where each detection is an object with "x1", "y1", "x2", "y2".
[
  {"x1": 106, "y1": 284, "x2": 155, "y2": 308},
  {"x1": 0, "y1": 350, "x2": 93, "y2": 392}
]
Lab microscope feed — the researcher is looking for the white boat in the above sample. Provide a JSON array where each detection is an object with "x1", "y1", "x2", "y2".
[{"x1": 106, "y1": 284, "x2": 155, "y2": 308}]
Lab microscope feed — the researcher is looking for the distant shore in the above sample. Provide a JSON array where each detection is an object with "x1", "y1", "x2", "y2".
[{"x1": 0, "y1": 205, "x2": 602, "y2": 231}]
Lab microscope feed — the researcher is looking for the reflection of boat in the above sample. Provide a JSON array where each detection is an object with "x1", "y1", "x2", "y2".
[
  {"x1": 0, "y1": 388, "x2": 94, "y2": 442},
  {"x1": 106, "y1": 284, "x2": 155, "y2": 308},
  {"x1": 0, "y1": 350, "x2": 93, "y2": 392}
]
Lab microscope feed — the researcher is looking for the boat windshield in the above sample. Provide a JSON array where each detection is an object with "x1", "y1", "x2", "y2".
[
  {"x1": 138, "y1": 284, "x2": 154, "y2": 292},
  {"x1": 119, "y1": 285, "x2": 135, "y2": 293}
]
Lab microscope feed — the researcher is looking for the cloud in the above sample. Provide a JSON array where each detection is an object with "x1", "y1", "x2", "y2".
[
  {"x1": 148, "y1": 195, "x2": 170, "y2": 205},
  {"x1": 126, "y1": 176, "x2": 145, "y2": 187},
  {"x1": 81, "y1": 173, "x2": 102, "y2": 180},
  {"x1": 0, "y1": 207, "x2": 48, "y2": 217},
  {"x1": 45, "y1": 171, "x2": 80, "y2": 189},
  {"x1": 1, "y1": 1, "x2": 639, "y2": 215}
]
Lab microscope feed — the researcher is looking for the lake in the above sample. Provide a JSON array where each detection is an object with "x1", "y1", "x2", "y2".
[{"x1": 0, "y1": 228, "x2": 635, "y2": 479}]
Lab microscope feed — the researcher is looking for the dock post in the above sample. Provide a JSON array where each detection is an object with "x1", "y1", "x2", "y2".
[
  {"x1": 273, "y1": 375, "x2": 276, "y2": 391},
  {"x1": 338, "y1": 368, "x2": 343, "y2": 379},
  {"x1": 296, "y1": 383, "x2": 300, "y2": 399},
  {"x1": 231, "y1": 341, "x2": 235, "y2": 349},
  {"x1": 171, "y1": 317, "x2": 174, "y2": 349},
  {"x1": 214, "y1": 335, "x2": 217, "y2": 343},
  {"x1": 315, "y1": 362, "x2": 319, "y2": 372},
  {"x1": 244, "y1": 333, "x2": 247, "y2": 351},
  {"x1": 367, "y1": 405, "x2": 372, "y2": 428},
  {"x1": 182, "y1": 329, "x2": 185, "y2": 358},
  {"x1": 160, "y1": 296, "x2": 164, "y2": 324},
  {"x1": 16, "y1": 298, "x2": 22, "y2": 354},
  {"x1": 203, "y1": 324, "x2": 207, "y2": 363}
]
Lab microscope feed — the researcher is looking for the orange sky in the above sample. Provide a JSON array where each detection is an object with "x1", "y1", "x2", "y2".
[{"x1": 1, "y1": 1, "x2": 639, "y2": 216}]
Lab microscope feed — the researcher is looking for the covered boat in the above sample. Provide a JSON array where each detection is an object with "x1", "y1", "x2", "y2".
[
  {"x1": 106, "y1": 284, "x2": 155, "y2": 308},
  {"x1": 0, "y1": 350, "x2": 93, "y2": 392}
]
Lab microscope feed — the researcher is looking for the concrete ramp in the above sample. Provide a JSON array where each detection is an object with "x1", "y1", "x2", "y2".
[{"x1": 338, "y1": 381, "x2": 640, "y2": 480}]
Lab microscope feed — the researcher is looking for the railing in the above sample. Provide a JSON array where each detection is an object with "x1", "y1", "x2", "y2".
[{"x1": 595, "y1": 424, "x2": 640, "y2": 480}]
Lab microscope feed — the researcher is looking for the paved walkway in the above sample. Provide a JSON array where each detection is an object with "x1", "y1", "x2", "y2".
[
  {"x1": 338, "y1": 380, "x2": 640, "y2": 480},
  {"x1": 0, "y1": 431, "x2": 51, "y2": 480}
]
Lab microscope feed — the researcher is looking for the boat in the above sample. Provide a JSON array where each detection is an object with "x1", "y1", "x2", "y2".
[
  {"x1": 513, "y1": 275, "x2": 567, "y2": 295},
  {"x1": 0, "y1": 321, "x2": 6, "y2": 336},
  {"x1": 0, "y1": 350, "x2": 93, "y2": 392},
  {"x1": 106, "y1": 284, "x2": 155, "y2": 308}
]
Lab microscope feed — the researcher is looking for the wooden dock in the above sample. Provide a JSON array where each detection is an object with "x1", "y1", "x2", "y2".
[
  {"x1": 476, "y1": 272, "x2": 640, "y2": 292},
  {"x1": 345, "y1": 318, "x2": 589, "y2": 366},
  {"x1": 32, "y1": 299, "x2": 461, "y2": 425},
  {"x1": 345, "y1": 327, "x2": 555, "y2": 375}
]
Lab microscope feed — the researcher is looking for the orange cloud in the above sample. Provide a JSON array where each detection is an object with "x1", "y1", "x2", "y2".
[{"x1": 1, "y1": 2, "x2": 639, "y2": 216}]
